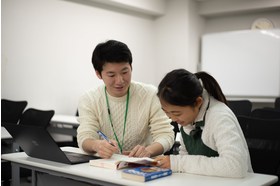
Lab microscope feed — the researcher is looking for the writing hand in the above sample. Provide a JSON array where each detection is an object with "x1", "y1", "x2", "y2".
[{"x1": 96, "y1": 139, "x2": 118, "y2": 159}]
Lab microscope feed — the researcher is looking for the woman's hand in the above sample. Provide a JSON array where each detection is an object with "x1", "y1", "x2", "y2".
[{"x1": 154, "y1": 155, "x2": 171, "y2": 169}]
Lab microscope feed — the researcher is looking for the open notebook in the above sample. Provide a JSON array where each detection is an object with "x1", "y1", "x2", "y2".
[
  {"x1": 3, "y1": 122, "x2": 100, "y2": 164},
  {"x1": 89, "y1": 153, "x2": 157, "y2": 169}
]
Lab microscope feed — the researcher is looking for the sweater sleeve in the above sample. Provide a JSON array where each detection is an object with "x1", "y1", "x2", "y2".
[
  {"x1": 148, "y1": 91, "x2": 175, "y2": 153},
  {"x1": 76, "y1": 90, "x2": 103, "y2": 149}
]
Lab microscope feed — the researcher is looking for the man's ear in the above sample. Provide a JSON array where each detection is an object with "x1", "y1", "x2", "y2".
[{"x1": 95, "y1": 70, "x2": 102, "y2": 79}]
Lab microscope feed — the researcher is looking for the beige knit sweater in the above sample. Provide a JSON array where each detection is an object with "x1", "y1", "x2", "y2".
[{"x1": 77, "y1": 81, "x2": 174, "y2": 153}]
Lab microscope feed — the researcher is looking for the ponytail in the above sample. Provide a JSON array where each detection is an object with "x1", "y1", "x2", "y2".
[
  {"x1": 157, "y1": 69, "x2": 228, "y2": 107},
  {"x1": 195, "y1": 71, "x2": 227, "y2": 105}
]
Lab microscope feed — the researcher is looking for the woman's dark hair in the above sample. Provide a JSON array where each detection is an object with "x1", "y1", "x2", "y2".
[
  {"x1": 92, "y1": 40, "x2": 132, "y2": 74},
  {"x1": 157, "y1": 69, "x2": 227, "y2": 106}
]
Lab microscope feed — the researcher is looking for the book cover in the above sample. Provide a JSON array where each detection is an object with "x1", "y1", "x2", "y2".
[
  {"x1": 121, "y1": 166, "x2": 172, "y2": 182},
  {"x1": 89, "y1": 154, "x2": 157, "y2": 170}
]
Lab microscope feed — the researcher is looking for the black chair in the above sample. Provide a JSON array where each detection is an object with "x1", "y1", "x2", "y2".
[
  {"x1": 237, "y1": 116, "x2": 280, "y2": 185},
  {"x1": 251, "y1": 108, "x2": 280, "y2": 119},
  {"x1": 275, "y1": 97, "x2": 280, "y2": 111},
  {"x1": 1, "y1": 99, "x2": 28, "y2": 153},
  {"x1": 1, "y1": 99, "x2": 27, "y2": 186},
  {"x1": 19, "y1": 108, "x2": 55, "y2": 127},
  {"x1": 1, "y1": 99, "x2": 28, "y2": 124},
  {"x1": 228, "y1": 100, "x2": 252, "y2": 117},
  {"x1": 164, "y1": 121, "x2": 180, "y2": 155}
]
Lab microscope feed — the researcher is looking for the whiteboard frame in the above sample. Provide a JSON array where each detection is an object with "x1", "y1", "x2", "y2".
[{"x1": 201, "y1": 29, "x2": 280, "y2": 100}]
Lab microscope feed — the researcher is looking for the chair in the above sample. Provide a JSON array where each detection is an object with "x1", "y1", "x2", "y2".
[
  {"x1": 164, "y1": 121, "x2": 180, "y2": 155},
  {"x1": 251, "y1": 108, "x2": 280, "y2": 119},
  {"x1": 19, "y1": 108, "x2": 55, "y2": 127},
  {"x1": 237, "y1": 116, "x2": 280, "y2": 185},
  {"x1": 1, "y1": 99, "x2": 27, "y2": 185},
  {"x1": 1, "y1": 99, "x2": 28, "y2": 124},
  {"x1": 227, "y1": 100, "x2": 252, "y2": 117},
  {"x1": 275, "y1": 97, "x2": 280, "y2": 111}
]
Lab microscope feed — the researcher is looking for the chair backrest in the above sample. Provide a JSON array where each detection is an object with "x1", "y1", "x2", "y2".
[
  {"x1": 237, "y1": 116, "x2": 280, "y2": 176},
  {"x1": 251, "y1": 108, "x2": 280, "y2": 119},
  {"x1": 227, "y1": 100, "x2": 252, "y2": 117},
  {"x1": 1, "y1": 99, "x2": 28, "y2": 124},
  {"x1": 164, "y1": 121, "x2": 180, "y2": 155},
  {"x1": 275, "y1": 97, "x2": 280, "y2": 111},
  {"x1": 19, "y1": 108, "x2": 55, "y2": 127}
]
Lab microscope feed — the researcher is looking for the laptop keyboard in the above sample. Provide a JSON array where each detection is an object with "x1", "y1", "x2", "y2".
[{"x1": 64, "y1": 151, "x2": 101, "y2": 163}]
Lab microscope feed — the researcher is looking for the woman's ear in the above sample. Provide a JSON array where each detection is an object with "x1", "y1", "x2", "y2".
[
  {"x1": 195, "y1": 97, "x2": 203, "y2": 108},
  {"x1": 95, "y1": 70, "x2": 102, "y2": 79}
]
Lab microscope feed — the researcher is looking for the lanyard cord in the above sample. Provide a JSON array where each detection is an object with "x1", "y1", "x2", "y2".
[{"x1": 104, "y1": 87, "x2": 129, "y2": 153}]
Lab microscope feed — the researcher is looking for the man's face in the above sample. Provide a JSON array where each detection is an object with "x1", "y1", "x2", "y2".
[{"x1": 96, "y1": 62, "x2": 132, "y2": 97}]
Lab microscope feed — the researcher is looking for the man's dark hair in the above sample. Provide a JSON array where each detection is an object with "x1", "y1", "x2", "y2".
[{"x1": 91, "y1": 40, "x2": 133, "y2": 74}]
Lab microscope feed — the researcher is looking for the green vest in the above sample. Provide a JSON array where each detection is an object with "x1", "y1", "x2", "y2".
[{"x1": 180, "y1": 102, "x2": 219, "y2": 157}]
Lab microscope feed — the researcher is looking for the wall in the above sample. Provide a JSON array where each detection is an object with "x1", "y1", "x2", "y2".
[
  {"x1": 154, "y1": 0, "x2": 203, "y2": 85},
  {"x1": 204, "y1": 10, "x2": 280, "y2": 34},
  {"x1": 1, "y1": 0, "x2": 202, "y2": 115},
  {"x1": 2, "y1": 0, "x2": 280, "y2": 114},
  {"x1": 1, "y1": 0, "x2": 158, "y2": 115}
]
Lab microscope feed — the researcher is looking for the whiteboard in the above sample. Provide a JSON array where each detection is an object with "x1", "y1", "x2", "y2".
[{"x1": 201, "y1": 29, "x2": 280, "y2": 98}]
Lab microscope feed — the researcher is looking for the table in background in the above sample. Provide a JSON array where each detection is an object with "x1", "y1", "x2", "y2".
[
  {"x1": 1, "y1": 126, "x2": 12, "y2": 139},
  {"x1": 48, "y1": 114, "x2": 79, "y2": 137},
  {"x1": 2, "y1": 114, "x2": 79, "y2": 138},
  {"x1": 1, "y1": 147, "x2": 278, "y2": 186}
]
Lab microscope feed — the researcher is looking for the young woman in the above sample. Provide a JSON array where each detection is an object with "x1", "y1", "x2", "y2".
[{"x1": 155, "y1": 69, "x2": 252, "y2": 178}]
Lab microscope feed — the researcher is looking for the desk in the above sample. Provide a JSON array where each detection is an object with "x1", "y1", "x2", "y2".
[
  {"x1": 2, "y1": 115, "x2": 78, "y2": 141},
  {"x1": 1, "y1": 147, "x2": 278, "y2": 186},
  {"x1": 1, "y1": 126, "x2": 12, "y2": 139},
  {"x1": 48, "y1": 114, "x2": 79, "y2": 137},
  {"x1": 1, "y1": 127, "x2": 19, "y2": 153}
]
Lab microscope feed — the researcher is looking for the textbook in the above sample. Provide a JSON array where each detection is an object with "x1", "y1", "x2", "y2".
[
  {"x1": 89, "y1": 154, "x2": 157, "y2": 170},
  {"x1": 121, "y1": 166, "x2": 172, "y2": 182}
]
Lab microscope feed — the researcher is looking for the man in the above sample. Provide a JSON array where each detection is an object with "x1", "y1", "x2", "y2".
[{"x1": 77, "y1": 40, "x2": 174, "y2": 159}]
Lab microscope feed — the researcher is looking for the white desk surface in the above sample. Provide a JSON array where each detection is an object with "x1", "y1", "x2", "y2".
[
  {"x1": 1, "y1": 147, "x2": 278, "y2": 186},
  {"x1": 50, "y1": 114, "x2": 79, "y2": 126},
  {"x1": 1, "y1": 126, "x2": 12, "y2": 139}
]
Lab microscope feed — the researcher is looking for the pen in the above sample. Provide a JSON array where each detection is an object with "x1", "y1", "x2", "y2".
[{"x1": 97, "y1": 131, "x2": 115, "y2": 147}]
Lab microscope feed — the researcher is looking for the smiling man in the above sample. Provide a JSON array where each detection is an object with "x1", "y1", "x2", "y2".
[{"x1": 77, "y1": 40, "x2": 174, "y2": 159}]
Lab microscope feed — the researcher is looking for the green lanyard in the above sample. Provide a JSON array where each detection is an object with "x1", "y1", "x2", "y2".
[{"x1": 104, "y1": 87, "x2": 130, "y2": 153}]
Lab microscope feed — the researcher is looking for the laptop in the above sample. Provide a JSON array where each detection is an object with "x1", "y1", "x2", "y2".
[{"x1": 2, "y1": 122, "x2": 101, "y2": 164}]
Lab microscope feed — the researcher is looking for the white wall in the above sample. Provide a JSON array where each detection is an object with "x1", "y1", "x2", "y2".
[
  {"x1": 2, "y1": 0, "x2": 280, "y2": 114},
  {"x1": 1, "y1": 0, "x2": 158, "y2": 115},
  {"x1": 204, "y1": 10, "x2": 280, "y2": 34},
  {"x1": 154, "y1": 0, "x2": 203, "y2": 85}
]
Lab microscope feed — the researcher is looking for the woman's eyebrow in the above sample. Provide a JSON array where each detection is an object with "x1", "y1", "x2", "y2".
[{"x1": 162, "y1": 108, "x2": 180, "y2": 114}]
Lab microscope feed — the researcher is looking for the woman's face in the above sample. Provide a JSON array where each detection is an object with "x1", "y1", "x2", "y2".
[{"x1": 160, "y1": 97, "x2": 203, "y2": 126}]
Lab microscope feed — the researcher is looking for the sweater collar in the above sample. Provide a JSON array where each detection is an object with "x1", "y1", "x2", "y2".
[{"x1": 194, "y1": 89, "x2": 210, "y2": 123}]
